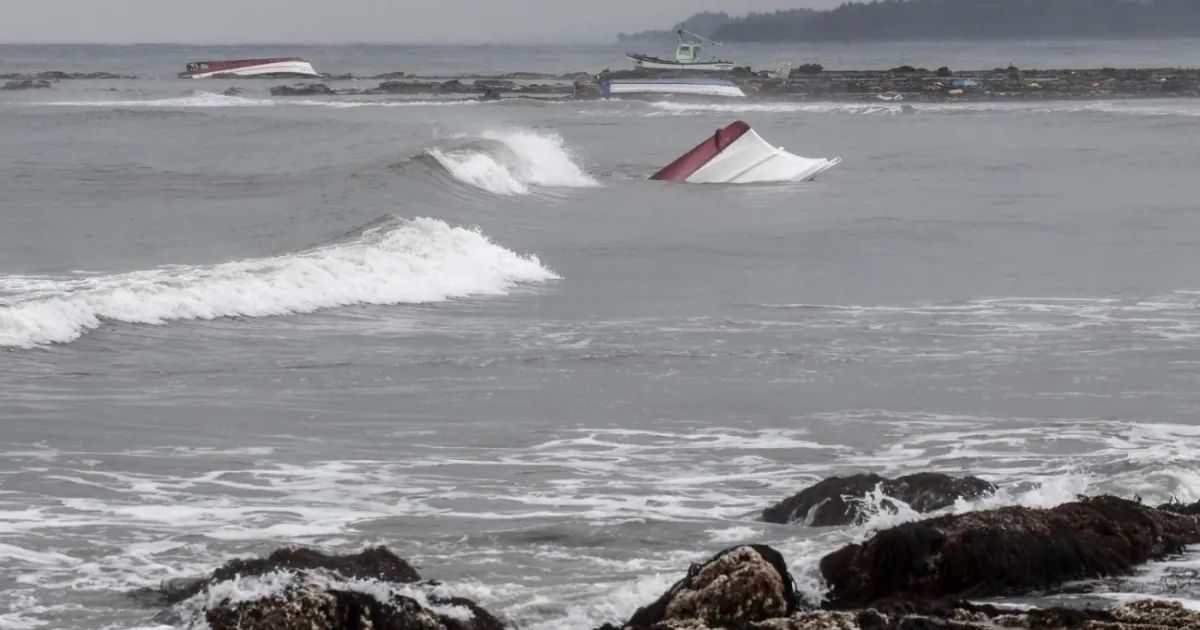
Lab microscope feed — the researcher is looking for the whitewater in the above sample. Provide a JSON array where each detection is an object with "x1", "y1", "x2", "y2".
[
  {"x1": 0, "y1": 216, "x2": 558, "y2": 348},
  {"x1": 3, "y1": 39, "x2": 1200, "y2": 630}
]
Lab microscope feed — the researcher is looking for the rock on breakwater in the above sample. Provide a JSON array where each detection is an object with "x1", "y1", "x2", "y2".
[
  {"x1": 819, "y1": 495, "x2": 1200, "y2": 608},
  {"x1": 762, "y1": 472, "x2": 996, "y2": 526}
]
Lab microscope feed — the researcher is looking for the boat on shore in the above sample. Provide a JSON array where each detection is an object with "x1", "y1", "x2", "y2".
[
  {"x1": 177, "y1": 57, "x2": 321, "y2": 79},
  {"x1": 625, "y1": 30, "x2": 734, "y2": 73},
  {"x1": 600, "y1": 76, "x2": 745, "y2": 99}
]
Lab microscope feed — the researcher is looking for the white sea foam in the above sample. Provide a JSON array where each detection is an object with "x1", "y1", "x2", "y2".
[
  {"x1": 2, "y1": 416, "x2": 1199, "y2": 629},
  {"x1": 426, "y1": 128, "x2": 599, "y2": 196},
  {"x1": 0, "y1": 216, "x2": 558, "y2": 348},
  {"x1": 644, "y1": 99, "x2": 1200, "y2": 118}
]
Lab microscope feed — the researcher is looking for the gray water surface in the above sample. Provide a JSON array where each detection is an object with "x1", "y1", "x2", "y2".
[{"x1": 2, "y1": 40, "x2": 1200, "y2": 630}]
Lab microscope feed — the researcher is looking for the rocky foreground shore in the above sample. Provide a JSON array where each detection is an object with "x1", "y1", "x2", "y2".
[
  {"x1": 131, "y1": 473, "x2": 1200, "y2": 630},
  {"x1": 6, "y1": 65, "x2": 1200, "y2": 102}
]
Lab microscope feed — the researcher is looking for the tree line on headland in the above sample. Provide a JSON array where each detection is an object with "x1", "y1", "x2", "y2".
[{"x1": 617, "y1": 0, "x2": 1200, "y2": 43}]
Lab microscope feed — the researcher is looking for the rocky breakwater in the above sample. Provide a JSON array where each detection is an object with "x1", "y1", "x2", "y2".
[
  {"x1": 1, "y1": 70, "x2": 138, "y2": 91},
  {"x1": 267, "y1": 77, "x2": 578, "y2": 99},
  {"x1": 0, "y1": 70, "x2": 137, "y2": 81},
  {"x1": 741, "y1": 64, "x2": 1200, "y2": 102}
]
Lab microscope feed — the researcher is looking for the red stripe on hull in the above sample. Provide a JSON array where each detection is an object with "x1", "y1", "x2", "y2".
[{"x1": 649, "y1": 120, "x2": 751, "y2": 182}]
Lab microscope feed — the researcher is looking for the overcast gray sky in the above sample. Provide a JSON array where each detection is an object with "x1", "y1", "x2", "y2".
[{"x1": 1, "y1": 0, "x2": 841, "y2": 44}]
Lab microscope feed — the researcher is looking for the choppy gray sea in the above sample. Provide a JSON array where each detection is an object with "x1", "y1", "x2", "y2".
[{"x1": 2, "y1": 39, "x2": 1200, "y2": 630}]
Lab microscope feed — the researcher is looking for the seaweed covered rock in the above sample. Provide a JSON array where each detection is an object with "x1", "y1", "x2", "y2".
[
  {"x1": 819, "y1": 495, "x2": 1200, "y2": 608},
  {"x1": 160, "y1": 546, "x2": 420, "y2": 603},
  {"x1": 206, "y1": 585, "x2": 504, "y2": 630},
  {"x1": 622, "y1": 545, "x2": 798, "y2": 628},
  {"x1": 762, "y1": 472, "x2": 996, "y2": 526}
]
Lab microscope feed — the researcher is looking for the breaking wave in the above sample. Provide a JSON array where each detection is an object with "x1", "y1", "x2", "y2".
[
  {"x1": 424, "y1": 129, "x2": 599, "y2": 196},
  {"x1": 0, "y1": 216, "x2": 558, "y2": 349}
]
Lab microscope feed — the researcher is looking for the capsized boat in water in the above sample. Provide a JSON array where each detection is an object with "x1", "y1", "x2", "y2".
[
  {"x1": 178, "y1": 57, "x2": 321, "y2": 79},
  {"x1": 601, "y1": 76, "x2": 745, "y2": 99},
  {"x1": 650, "y1": 120, "x2": 841, "y2": 184}
]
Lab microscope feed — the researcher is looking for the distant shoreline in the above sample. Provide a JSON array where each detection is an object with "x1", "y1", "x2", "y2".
[{"x1": 621, "y1": 0, "x2": 1200, "y2": 43}]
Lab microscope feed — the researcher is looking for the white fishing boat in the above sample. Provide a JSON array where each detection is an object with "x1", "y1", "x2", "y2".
[
  {"x1": 650, "y1": 120, "x2": 841, "y2": 184},
  {"x1": 626, "y1": 30, "x2": 735, "y2": 73},
  {"x1": 178, "y1": 57, "x2": 321, "y2": 79},
  {"x1": 600, "y1": 77, "x2": 745, "y2": 99}
]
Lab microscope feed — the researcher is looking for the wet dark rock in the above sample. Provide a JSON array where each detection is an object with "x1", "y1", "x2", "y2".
[
  {"x1": 2, "y1": 79, "x2": 52, "y2": 90},
  {"x1": 474, "y1": 79, "x2": 515, "y2": 90},
  {"x1": 269, "y1": 83, "x2": 335, "y2": 96},
  {"x1": 748, "y1": 599, "x2": 1200, "y2": 629},
  {"x1": 625, "y1": 544, "x2": 798, "y2": 628},
  {"x1": 819, "y1": 495, "x2": 1200, "y2": 608},
  {"x1": 762, "y1": 472, "x2": 996, "y2": 526},
  {"x1": 206, "y1": 585, "x2": 504, "y2": 630},
  {"x1": 374, "y1": 80, "x2": 425, "y2": 94},
  {"x1": 604, "y1": 540, "x2": 1200, "y2": 629},
  {"x1": 223, "y1": 87, "x2": 243, "y2": 96},
  {"x1": 158, "y1": 546, "x2": 420, "y2": 604},
  {"x1": 1157, "y1": 499, "x2": 1200, "y2": 516}
]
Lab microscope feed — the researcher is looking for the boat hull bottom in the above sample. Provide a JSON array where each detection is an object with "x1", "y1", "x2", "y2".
[{"x1": 181, "y1": 60, "x2": 321, "y2": 79}]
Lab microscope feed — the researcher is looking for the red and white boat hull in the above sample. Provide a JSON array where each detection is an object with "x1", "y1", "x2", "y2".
[
  {"x1": 650, "y1": 121, "x2": 841, "y2": 184},
  {"x1": 179, "y1": 57, "x2": 321, "y2": 79}
]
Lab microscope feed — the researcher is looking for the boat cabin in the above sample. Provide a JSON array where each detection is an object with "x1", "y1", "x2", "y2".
[
  {"x1": 184, "y1": 62, "x2": 211, "y2": 72},
  {"x1": 675, "y1": 43, "x2": 703, "y2": 63}
]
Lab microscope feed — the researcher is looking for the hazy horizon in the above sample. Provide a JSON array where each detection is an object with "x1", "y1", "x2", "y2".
[{"x1": 0, "y1": 0, "x2": 841, "y2": 45}]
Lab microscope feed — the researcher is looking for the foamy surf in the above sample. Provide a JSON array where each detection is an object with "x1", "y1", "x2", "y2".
[
  {"x1": 0, "y1": 216, "x2": 558, "y2": 349},
  {"x1": 426, "y1": 129, "x2": 599, "y2": 196},
  {"x1": 644, "y1": 99, "x2": 1200, "y2": 118}
]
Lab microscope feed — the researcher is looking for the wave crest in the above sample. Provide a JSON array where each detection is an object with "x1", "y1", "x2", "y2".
[
  {"x1": 0, "y1": 216, "x2": 559, "y2": 349},
  {"x1": 425, "y1": 129, "x2": 599, "y2": 196}
]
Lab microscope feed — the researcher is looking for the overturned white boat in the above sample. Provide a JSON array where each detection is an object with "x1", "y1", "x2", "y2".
[
  {"x1": 650, "y1": 120, "x2": 841, "y2": 184},
  {"x1": 601, "y1": 76, "x2": 745, "y2": 99},
  {"x1": 178, "y1": 57, "x2": 321, "y2": 79},
  {"x1": 626, "y1": 30, "x2": 735, "y2": 73}
]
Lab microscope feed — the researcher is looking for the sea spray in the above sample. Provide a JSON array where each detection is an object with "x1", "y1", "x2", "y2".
[{"x1": 426, "y1": 128, "x2": 599, "y2": 196}]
